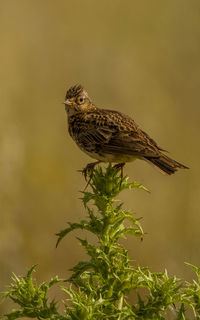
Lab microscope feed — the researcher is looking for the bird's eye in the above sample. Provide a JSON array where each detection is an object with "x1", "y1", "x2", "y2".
[{"x1": 78, "y1": 97, "x2": 84, "y2": 104}]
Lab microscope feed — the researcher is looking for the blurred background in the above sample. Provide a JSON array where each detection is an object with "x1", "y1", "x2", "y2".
[{"x1": 0, "y1": 0, "x2": 199, "y2": 314}]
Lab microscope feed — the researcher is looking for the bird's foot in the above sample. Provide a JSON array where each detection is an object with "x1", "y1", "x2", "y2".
[
  {"x1": 113, "y1": 163, "x2": 126, "y2": 186},
  {"x1": 81, "y1": 161, "x2": 101, "y2": 190}
]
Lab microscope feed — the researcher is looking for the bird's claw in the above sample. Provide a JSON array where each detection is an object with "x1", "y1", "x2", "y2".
[
  {"x1": 82, "y1": 163, "x2": 94, "y2": 181},
  {"x1": 81, "y1": 161, "x2": 101, "y2": 190}
]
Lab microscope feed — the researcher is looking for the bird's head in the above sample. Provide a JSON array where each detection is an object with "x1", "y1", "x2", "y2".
[{"x1": 63, "y1": 85, "x2": 94, "y2": 116}]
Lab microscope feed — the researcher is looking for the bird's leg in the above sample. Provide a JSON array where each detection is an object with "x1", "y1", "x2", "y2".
[
  {"x1": 82, "y1": 161, "x2": 101, "y2": 189},
  {"x1": 113, "y1": 163, "x2": 126, "y2": 185}
]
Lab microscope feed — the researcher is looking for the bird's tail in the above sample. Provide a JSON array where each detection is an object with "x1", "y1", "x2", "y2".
[{"x1": 145, "y1": 154, "x2": 189, "y2": 175}]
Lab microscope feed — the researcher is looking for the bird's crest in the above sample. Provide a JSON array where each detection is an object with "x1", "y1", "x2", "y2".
[{"x1": 65, "y1": 84, "x2": 84, "y2": 99}]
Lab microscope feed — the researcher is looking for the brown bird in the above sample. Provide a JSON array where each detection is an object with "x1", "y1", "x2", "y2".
[{"x1": 63, "y1": 84, "x2": 188, "y2": 180}]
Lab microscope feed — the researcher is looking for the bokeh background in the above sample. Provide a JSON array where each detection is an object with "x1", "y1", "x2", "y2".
[{"x1": 0, "y1": 0, "x2": 200, "y2": 314}]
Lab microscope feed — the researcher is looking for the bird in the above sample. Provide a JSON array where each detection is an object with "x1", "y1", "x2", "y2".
[{"x1": 63, "y1": 84, "x2": 188, "y2": 181}]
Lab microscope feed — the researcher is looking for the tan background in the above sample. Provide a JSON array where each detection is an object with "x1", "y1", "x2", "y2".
[{"x1": 0, "y1": 0, "x2": 199, "y2": 314}]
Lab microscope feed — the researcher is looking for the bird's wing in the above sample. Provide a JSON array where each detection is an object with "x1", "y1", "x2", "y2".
[
  {"x1": 75, "y1": 110, "x2": 161, "y2": 158},
  {"x1": 74, "y1": 124, "x2": 115, "y2": 153},
  {"x1": 140, "y1": 129, "x2": 167, "y2": 152},
  {"x1": 101, "y1": 131, "x2": 160, "y2": 158}
]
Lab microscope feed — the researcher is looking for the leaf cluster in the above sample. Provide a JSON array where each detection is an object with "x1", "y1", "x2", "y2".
[{"x1": 2, "y1": 265, "x2": 63, "y2": 320}]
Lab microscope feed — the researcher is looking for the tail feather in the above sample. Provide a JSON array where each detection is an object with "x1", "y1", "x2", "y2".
[{"x1": 145, "y1": 154, "x2": 189, "y2": 175}]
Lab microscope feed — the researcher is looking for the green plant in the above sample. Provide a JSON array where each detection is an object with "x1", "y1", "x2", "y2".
[{"x1": 2, "y1": 165, "x2": 200, "y2": 319}]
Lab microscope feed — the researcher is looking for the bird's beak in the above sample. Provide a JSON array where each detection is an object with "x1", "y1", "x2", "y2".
[{"x1": 62, "y1": 99, "x2": 72, "y2": 105}]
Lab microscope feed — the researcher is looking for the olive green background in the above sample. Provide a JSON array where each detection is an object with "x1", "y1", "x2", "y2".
[{"x1": 0, "y1": 0, "x2": 199, "y2": 314}]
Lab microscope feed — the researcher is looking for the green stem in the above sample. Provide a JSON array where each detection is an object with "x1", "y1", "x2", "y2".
[{"x1": 118, "y1": 294, "x2": 124, "y2": 320}]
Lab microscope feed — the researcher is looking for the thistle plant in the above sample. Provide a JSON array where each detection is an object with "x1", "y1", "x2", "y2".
[{"x1": 2, "y1": 165, "x2": 200, "y2": 319}]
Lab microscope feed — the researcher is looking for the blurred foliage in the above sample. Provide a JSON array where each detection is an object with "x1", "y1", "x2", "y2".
[{"x1": 0, "y1": 0, "x2": 199, "y2": 314}]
